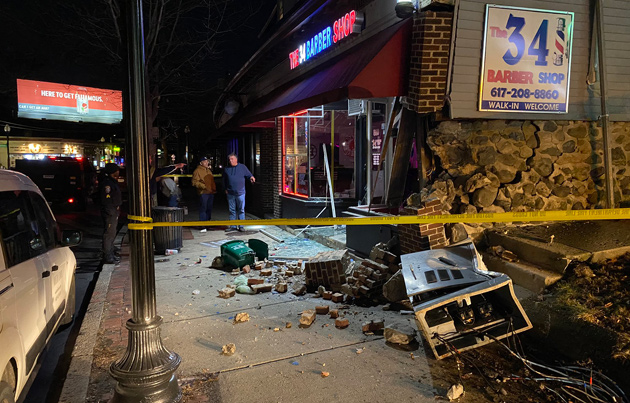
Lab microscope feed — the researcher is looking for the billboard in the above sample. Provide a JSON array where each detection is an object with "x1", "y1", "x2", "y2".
[
  {"x1": 17, "y1": 79, "x2": 123, "y2": 124},
  {"x1": 479, "y1": 6, "x2": 574, "y2": 113}
]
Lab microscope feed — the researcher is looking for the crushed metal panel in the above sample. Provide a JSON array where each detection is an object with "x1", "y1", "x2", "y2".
[
  {"x1": 401, "y1": 241, "x2": 493, "y2": 297},
  {"x1": 402, "y1": 241, "x2": 533, "y2": 360}
]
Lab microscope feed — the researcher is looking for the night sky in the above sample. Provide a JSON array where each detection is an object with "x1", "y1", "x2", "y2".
[{"x1": 0, "y1": 0, "x2": 277, "y2": 141}]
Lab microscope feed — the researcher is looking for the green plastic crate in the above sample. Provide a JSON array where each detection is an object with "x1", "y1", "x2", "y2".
[{"x1": 221, "y1": 240, "x2": 255, "y2": 268}]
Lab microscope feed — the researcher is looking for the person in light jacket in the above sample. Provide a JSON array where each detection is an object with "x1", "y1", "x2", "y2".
[{"x1": 192, "y1": 156, "x2": 217, "y2": 222}]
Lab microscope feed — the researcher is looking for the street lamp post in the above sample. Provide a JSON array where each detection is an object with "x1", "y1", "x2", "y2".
[{"x1": 109, "y1": 0, "x2": 181, "y2": 401}]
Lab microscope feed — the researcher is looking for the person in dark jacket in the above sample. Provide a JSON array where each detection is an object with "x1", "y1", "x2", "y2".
[
  {"x1": 223, "y1": 153, "x2": 255, "y2": 232},
  {"x1": 99, "y1": 163, "x2": 122, "y2": 264},
  {"x1": 149, "y1": 156, "x2": 186, "y2": 207}
]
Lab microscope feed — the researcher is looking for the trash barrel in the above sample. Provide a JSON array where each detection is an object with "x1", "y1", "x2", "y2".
[
  {"x1": 248, "y1": 239, "x2": 268, "y2": 260},
  {"x1": 152, "y1": 206, "x2": 184, "y2": 254},
  {"x1": 221, "y1": 240, "x2": 255, "y2": 268}
]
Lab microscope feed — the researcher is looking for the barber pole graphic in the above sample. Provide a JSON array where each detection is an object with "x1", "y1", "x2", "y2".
[{"x1": 553, "y1": 18, "x2": 566, "y2": 66}]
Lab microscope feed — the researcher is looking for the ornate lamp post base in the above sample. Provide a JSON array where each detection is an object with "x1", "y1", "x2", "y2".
[{"x1": 110, "y1": 317, "x2": 182, "y2": 403}]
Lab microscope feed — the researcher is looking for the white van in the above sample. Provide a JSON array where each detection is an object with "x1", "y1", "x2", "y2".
[{"x1": 0, "y1": 170, "x2": 81, "y2": 403}]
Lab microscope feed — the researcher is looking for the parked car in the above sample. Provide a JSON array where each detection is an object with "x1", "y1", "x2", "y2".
[
  {"x1": 13, "y1": 157, "x2": 95, "y2": 211},
  {"x1": 0, "y1": 169, "x2": 81, "y2": 403}
]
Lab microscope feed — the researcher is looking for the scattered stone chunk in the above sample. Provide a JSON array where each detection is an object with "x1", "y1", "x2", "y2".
[
  {"x1": 292, "y1": 283, "x2": 307, "y2": 296},
  {"x1": 285, "y1": 270, "x2": 294, "y2": 277},
  {"x1": 321, "y1": 371, "x2": 330, "y2": 378},
  {"x1": 275, "y1": 283, "x2": 288, "y2": 293},
  {"x1": 574, "y1": 264, "x2": 595, "y2": 278},
  {"x1": 331, "y1": 293, "x2": 344, "y2": 303},
  {"x1": 300, "y1": 310, "x2": 316, "y2": 326},
  {"x1": 265, "y1": 260, "x2": 273, "y2": 268},
  {"x1": 231, "y1": 268, "x2": 240, "y2": 275},
  {"x1": 315, "y1": 306, "x2": 330, "y2": 315},
  {"x1": 260, "y1": 269, "x2": 272, "y2": 276},
  {"x1": 335, "y1": 318, "x2": 350, "y2": 329},
  {"x1": 362, "y1": 320, "x2": 385, "y2": 334},
  {"x1": 329, "y1": 309, "x2": 339, "y2": 319},
  {"x1": 218, "y1": 288, "x2": 235, "y2": 299},
  {"x1": 248, "y1": 278, "x2": 265, "y2": 286},
  {"x1": 322, "y1": 291, "x2": 333, "y2": 300},
  {"x1": 252, "y1": 284, "x2": 273, "y2": 293},
  {"x1": 221, "y1": 343, "x2": 236, "y2": 356},
  {"x1": 446, "y1": 384, "x2": 464, "y2": 401},
  {"x1": 242, "y1": 265, "x2": 251, "y2": 273},
  {"x1": 233, "y1": 312, "x2": 250, "y2": 324},
  {"x1": 384, "y1": 323, "x2": 416, "y2": 345},
  {"x1": 286, "y1": 322, "x2": 292, "y2": 328},
  {"x1": 254, "y1": 262, "x2": 264, "y2": 270}
]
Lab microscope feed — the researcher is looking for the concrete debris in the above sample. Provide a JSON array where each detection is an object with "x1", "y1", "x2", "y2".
[
  {"x1": 384, "y1": 323, "x2": 416, "y2": 345},
  {"x1": 329, "y1": 309, "x2": 339, "y2": 319},
  {"x1": 274, "y1": 283, "x2": 288, "y2": 293},
  {"x1": 218, "y1": 288, "x2": 235, "y2": 299},
  {"x1": 490, "y1": 245, "x2": 518, "y2": 262},
  {"x1": 299, "y1": 310, "x2": 316, "y2": 326},
  {"x1": 315, "y1": 306, "x2": 330, "y2": 315},
  {"x1": 233, "y1": 312, "x2": 250, "y2": 324},
  {"x1": 334, "y1": 318, "x2": 350, "y2": 329},
  {"x1": 192, "y1": 289, "x2": 200, "y2": 295},
  {"x1": 292, "y1": 283, "x2": 307, "y2": 296},
  {"x1": 446, "y1": 383, "x2": 464, "y2": 401},
  {"x1": 251, "y1": 284, "x2": 273, "y2": 293},
  {"x1": 362, "y1": 320, "x2": 385, "y2": 334},
  {"x1": 382, "y1": 269, "x2": 407, "y2": 302},
  {"x1": 221, "y1": 343, "x2": 236, "y2": 356}
]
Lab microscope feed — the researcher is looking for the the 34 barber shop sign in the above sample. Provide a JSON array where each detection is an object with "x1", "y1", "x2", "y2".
[{"x1": 479, "y1": 6, "x2": 574, "y2": 113}]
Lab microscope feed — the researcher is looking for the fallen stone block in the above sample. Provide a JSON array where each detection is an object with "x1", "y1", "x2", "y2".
[
  {"x1": 292, "y1": 283, "x2": 307, "y2": 296},
  {"x1": 331, "y1": 293, "x2": 344, "y2": 303},
  {"x1": 252, "y1": 284, "x2": 273, "y2": 293},
  {"x1": 362, "y1": 320, "x2": 385, "y2": 334},
  {"x1": 446, "y1": 384, "x2": 464, "y2": 401},
  {"x1": 248, "y1": 278, "x2": 265, "y2": 286},
  {"x1": 315, "y1": 305, "x2": 330, "y2": 315},
  {"x1": 222, "y1": 343, "x2": 236, "y2": 356},
  {"x1": 275, "y1": 283, "x2": 288, "y2": 293},
  {"x1": 335, "y1": 318, "x2": 350, "y2": 329},
  {"x1": 233, "y1": 312, "x2": 250, "y2": 324},
  {"x1": 300, "y1": 310, "x2": 316, "y2": 326},
  {"x1": 383, "y1": 269, "x2": 407, "y2": 302},
  {"x1": 329, "y1": 309, "x2": 339, "y2": 319},
  {"x1": 384, "y1": 323, "x2": 416, "y2": 345},
  {"x1": 218, "y1": 288, "x2": 235, "y2": 299}
]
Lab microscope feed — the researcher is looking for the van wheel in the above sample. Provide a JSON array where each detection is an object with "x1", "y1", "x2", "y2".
[
  {"x1": 60, "y1": 275, "x2": 76, "y2": 326},
  {"x1": 0, "y1": 381, "x2": 15, "y2": 403}
]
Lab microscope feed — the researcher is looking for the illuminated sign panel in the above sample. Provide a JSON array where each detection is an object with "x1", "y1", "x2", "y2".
[
  {"x1": 17, "y1": 79, "x2": 123, "y2": 124},
  {"x1": 479, "y1": 6, "x2": 573, "y2": 113},
  {"x1": 289, "y1": 10, "x2": 363, "y2": 70}
]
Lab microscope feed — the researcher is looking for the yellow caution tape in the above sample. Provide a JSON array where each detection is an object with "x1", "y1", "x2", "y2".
[
  {"x1": 127, "y1": 208, "x2": 630, "y2": 230},
  {"x1": 128, "y1": 215, "x2": 153, "y2": 222},
  {"x1": 161, "y1": 174, "x2": 222, "y2": 178}
]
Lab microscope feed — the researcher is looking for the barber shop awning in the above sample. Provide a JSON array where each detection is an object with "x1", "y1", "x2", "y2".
[{"x1": 233, "y1": 19, "x2": 411, "y2": 126}]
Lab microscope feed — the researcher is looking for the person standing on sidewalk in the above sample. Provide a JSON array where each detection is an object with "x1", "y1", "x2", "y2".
[
  {"x1": 192, "y1": 157, "x2": 217, "y2": 225},
  {"x1": 223, "y1": 153, "x2": 255, "y2": 232},
  {"x1": 99, "y1": 163, "x2": 122, "y2": 264}
]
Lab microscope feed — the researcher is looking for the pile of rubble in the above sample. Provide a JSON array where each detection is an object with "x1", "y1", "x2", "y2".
[{"x1": 341, "y1": 244, "x2": 399, "y2": 299}]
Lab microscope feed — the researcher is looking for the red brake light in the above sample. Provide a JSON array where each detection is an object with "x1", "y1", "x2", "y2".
[
  {"x1": 49, "y1": 156, "x2": 56, "y2": 160},
  {"x1": 68, "y1": 198, "x2": 74, "y2": 203},
  {"x1": 76, "y1": 157, "x2": 83, "y2": 161}
]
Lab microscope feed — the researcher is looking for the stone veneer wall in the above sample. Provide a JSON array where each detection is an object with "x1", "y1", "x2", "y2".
[{"x1": 424, "y1": 120, "x2": 630, "y2": 213}]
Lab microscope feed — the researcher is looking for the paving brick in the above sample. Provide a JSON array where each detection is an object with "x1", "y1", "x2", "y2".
[
  {"x1": 218, "y1": 288, "x2": 235, "y2": 298},
  {"x1": 331, "y1": 293, "x2": 344, "y2": 303},
  {"x1": 274, "y1": 283, "x2": 288, "y2": 293},
  {"x1": 252, "y1": 283, "x2": 273, "y2": 293},
  {"x1": 329, "y1": 309, "x2": 339, "y2": 319},
  {"x1": 335, "y1": 318, "x2": 350, "y2": 329},
  {"x1": 315, "y1": 305, "x2": 330, "y2": 315},
  {"x1": 248, "y1": 278, "x2": 265, "y2": 286},
  {"x1": 322, "y1": 291, "x2": 333, "y2": 300},
  {"x1": 260, "y1": 269, "x2": 272, "y2": 276},
  {"x1": 299, "y1": 310, "x2": 316, "y2": 326}
]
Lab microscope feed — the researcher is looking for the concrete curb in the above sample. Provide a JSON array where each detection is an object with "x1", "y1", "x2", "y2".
[{"x1": 58, "y1": 227, "x2": 127, "y2": 403}]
